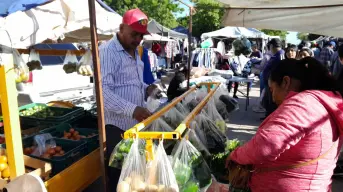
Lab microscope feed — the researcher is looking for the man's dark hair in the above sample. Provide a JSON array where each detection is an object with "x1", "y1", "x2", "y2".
[{"x1": 338, "y1": 44, "x2": 343, "y2": 59}]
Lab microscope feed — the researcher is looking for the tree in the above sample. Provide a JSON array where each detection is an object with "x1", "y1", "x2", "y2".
[
  {"x1": 182, "y1": 0, "x2": 224, "y2": 38},
  {"x1": 260, "y1": 29, "x2": 288, "y2": 40},
  {"x1": 297, "y1": 32, "x2": 309, "y2": 41},
  {"x1": 176, "y1": 16, "x2": 189, "y2": 28},
  {"x1": 104, "y1": 0, "x2": 184, "y2": 29}
]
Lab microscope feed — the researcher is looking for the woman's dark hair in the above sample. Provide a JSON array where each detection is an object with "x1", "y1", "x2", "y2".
[
  {"x1": 269, "y1": 57, "x2": 343, "y2": 96},
  {"x1": 299, "y1": 47, "x2": 313, "y2": 57}
]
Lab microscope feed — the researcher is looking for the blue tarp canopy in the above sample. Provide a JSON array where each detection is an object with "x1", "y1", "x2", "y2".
[
  {"x1": 172, "y1": 26, "x2": 189, "y2": 35},
  {"x1": 0, "y1": 0, "x2": 115, "y2": 17}
]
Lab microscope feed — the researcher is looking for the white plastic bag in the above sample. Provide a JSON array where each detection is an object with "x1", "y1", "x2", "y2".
[
  {"x1": 62, "y1": 50, "x2": 78, "y2": 74},
  {"x1": 13, "y1": 49, "x2": 29, "y2": 83},
  {"x1": 117, "y1": 139, "x2": 146, "y2": 192},
  {"x1": 147, "y1": 88, "x2": 162, "y2": 113},
  {"x1": 147, "y1": 97, "x2": 161, "y2": 113},
  {"x1": 27, "y1": 49, "x2": 42, "y2": 71},
  {"x1": 171, "y1": 139, "x2": 212, "y2": 191},
  {"x1": 205, "y1": 98, "x2": 226, "y2": 133},
  {"x1": 175, "y1": 102, "x2": 190, "y2": 116},
  {"x1": 77, "y1": 50, "x2": 93, "y2": 76},
  {"x1": 188, "y1": 128, "x2": 210, "y2": 158},
  {"x1": 32, "y1": 133, "x2": 56, "y2": 157},
  {"x1": 146, "y1": 141, "x2": 179, "y2": 192}
]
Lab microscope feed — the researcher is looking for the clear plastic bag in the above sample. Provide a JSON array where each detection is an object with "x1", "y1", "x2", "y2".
[
  {"x1": 109, "y1": 138, "x2": 146, "y2": 169},
  {"x1": 109, "y1": 139, "x2": 134, "y2": 169},
  {"x1": 117, "y1": 139, "x2": 146, "y2": 192},
  {"x1": 27, "y1": 49, "x2": 42, "y2": 71},
  {"x1": 31, "y1": 133, "x2": 56, "y2": 157},
  {"x1": 175, "y1": 102, "x2": 190, "y2": 116},
  {"x1": 62, "y1": 50, "x2": 78, "y2": 74},
  {"x1": 171, "y1": 138, "x2": 212, "y2": 191},
  {"x1": 188, "y1": 128, "x2": 210, "y2": 158},
  {"x1": 146, "y1": 141, "x2": 179, "y2": 192},
  {"x1": 77, "y1": 50, "x2": 93, "y2": 76},
  {"x1": 194, "y1": 113, "x2": 227, "y2": 154},
  {"x1": 162, "y1": 108, "x2": 185, "y2": 128},
  {"x1": 205, "y1": 98, "x2": 227, "y2": 133},
  {"x1": 13, "y1": 49, "x2": 29, "y2": 83},
  {"x1": 219, "y1": 95, "x2": 239, "y2": 113}
]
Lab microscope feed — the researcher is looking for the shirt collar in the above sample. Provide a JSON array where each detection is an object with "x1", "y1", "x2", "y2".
[
  {"x1": 113, "y1": 33, "x2": 125, "y2": 51},
  {"x1": 112, "y1": 34, "x2": 139, "y2": 56}
]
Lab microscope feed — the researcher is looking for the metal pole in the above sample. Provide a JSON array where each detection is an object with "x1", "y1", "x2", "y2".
[
  {"x1": 87, "y1": 0, "x2": 107, "y2": 191},
  {"x1": 187, "y1": 8, "x2": 193, "y2": 90}
]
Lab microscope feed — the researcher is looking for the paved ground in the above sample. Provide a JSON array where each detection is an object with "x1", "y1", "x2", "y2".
[{"x1": 227, "y1": 81, "x2": 343, "y2": 191}]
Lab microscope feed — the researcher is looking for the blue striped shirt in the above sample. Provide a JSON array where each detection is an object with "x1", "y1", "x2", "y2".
[{"x1": 99, "y1": 34, "x2": 148, "y2": 130}]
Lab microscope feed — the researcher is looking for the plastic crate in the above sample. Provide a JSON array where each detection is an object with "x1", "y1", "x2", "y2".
[
  {"x1": 40, "y1": 123, "x2": 99, "y2": 153},
  {"x1": 19, "y1": 103, "x2": 84, "y2": 125},
  {"x1": 22, "y1": 135, "x2": 87, "y2": 176}
]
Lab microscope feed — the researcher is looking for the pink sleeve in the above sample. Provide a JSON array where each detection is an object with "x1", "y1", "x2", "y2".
[{"x1": 230, "y1": 93, "x2": 321, "y2": 165}]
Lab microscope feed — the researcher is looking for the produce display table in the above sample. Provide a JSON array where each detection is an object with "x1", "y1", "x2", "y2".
[{"x1": 45, "y1": 148, "x2": 101, "y2": 192}]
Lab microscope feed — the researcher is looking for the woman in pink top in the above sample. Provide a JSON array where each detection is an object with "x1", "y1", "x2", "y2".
[{"x1": 229, "y1": 58, "x2": 343, "y2": 192}]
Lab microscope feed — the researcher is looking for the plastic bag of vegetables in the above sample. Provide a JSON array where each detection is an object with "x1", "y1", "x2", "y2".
[
  {"x1": 175, "y1": 102, "x2": 190, "y2": 116},
  {"x1": 205, "y1": 98, "x2": 227, "y2": 134},
  {"x1": 171, "y1": 138, "x2": 212, "y2": 192},
  {"x1": 194, "y1": 113, "x2": 227, "y2": 154},
  {"x1": 31, "y1": 133, "x2": 57, "y2": 157},
  {"x1": 27, "y1": 49, "x2": 42, "y2": 71},
  {"x1": 162, "y1": 107, "x2": 185, "y2": 129},
  {"x1": 63, "y1": 50, "x2": 78, "y2": 74},
  {"x1": 146, "y1": 140, "x2": 179, "y2": 192},
  {"x1": 188, "y1": 128, "x2": 210, "y2": 158},
  {"x1": 13, "y1": 49, "x2": 29, "y2": 83},
  {"x1": 117, "y1": 138, "x2": 146, "y2": 192},
  {"x1": 77, "y1": 50, "x2": 93, "y2": 76}
]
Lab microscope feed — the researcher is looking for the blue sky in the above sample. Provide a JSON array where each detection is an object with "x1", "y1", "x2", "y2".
[{"x1": 174, "y1": 1, "x2": 300, "y2": 44}]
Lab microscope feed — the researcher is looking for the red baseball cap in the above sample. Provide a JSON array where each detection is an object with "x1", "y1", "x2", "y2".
[{"x1": 123, "y1": 8, "x2": 149, "y2": 34}]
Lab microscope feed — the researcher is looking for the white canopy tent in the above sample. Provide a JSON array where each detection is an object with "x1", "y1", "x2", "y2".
[
  {"x1": 201, "y1": 26, "x2": 267, "y2": 39},
  {"x1": 143, "y1": 33, "x2": 174, "y2": 42},
  {"x1": 147, "y1": 19, "x2": 188, "y2": 39},
  {"x1": 217, "y1": 0, "x2": 343, "y2": 37},
  {"x1": 0, "y1": 0, "x2": 122, "y2": 48}
]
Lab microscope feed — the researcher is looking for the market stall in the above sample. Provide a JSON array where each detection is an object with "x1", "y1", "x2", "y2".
[{"x1": 0, "y1": 0, "x2": 122, "y2": 191}]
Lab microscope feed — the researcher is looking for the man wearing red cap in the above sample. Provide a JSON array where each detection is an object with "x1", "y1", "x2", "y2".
[{"x1": 98, "y1": 8, "x2": 156, "y2": 190}]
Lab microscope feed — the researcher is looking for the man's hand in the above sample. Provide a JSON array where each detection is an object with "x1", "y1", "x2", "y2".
[
  {"x1": 146, "y1": 84, "x2": 158, "y2": 97},
  {"x1": 133, "y1": 106, "x2": 152, "y2": 122}
]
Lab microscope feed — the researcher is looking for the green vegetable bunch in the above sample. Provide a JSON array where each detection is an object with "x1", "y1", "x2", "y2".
[
  {"x1": 108, "y1": 139, "x2": 134, "y2": 168},
  {"x1": 20, "y1": 105, "x2": 66, "y2": 118},
  {"x1": 226, "y1": 139, "x2": 242, "y2": 153}
]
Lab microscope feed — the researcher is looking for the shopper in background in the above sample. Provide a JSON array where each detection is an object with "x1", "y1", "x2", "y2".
[
  {"x1": 261, "y1": 38, "x2": 284, "y2": 120},
  {"x1": 167, "y1": 64, "x2": 189, "y2": 101},
  {"x1": 99, "y1": 8, "x2": 157, "y2": 191},
  {"x1": 228, "y1": 57, "x2": 343, "y2": 192},
  {"x1": 319, "y1": 41, "x2": 335, "y2": 69},
  {"x1": 299, "y1": 47, "x2": 314, "y2": 58},
  {"x1": 311, "y1": 42, "x2": 321, "y2": 60},
  {"x1": 284, "y1": 44, "x2": 297, "y2": 59}
]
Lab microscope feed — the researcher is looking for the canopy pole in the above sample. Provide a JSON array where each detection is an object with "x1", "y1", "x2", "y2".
[
  {"x1": 187, "y1": 8, "x2": 192, "y2": 90},
  {"x1": 88, "y1": 0, "x2": 107, "y2": 191}
]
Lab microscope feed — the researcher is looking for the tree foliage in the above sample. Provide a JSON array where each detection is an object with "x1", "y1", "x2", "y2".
[
  {"x1": 260, "y1": 29, "x2": 288, "y2": 40},
  {"x1": 297, "y1": 32, "x2": 309, "y2": 41},
  {"x1": 190, "y1": 0, "x2": 224, "y2": 38},
  {"x1": 104, "y1": 0, "x2": 184, "y2": 29}
]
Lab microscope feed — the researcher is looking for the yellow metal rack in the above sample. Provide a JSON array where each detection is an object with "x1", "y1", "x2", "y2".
[{"x1": 123, "y1": 82, "x2": 220, "y2": 161}]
